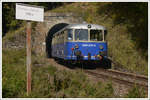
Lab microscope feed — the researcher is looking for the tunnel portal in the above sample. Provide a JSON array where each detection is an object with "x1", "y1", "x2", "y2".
[
  {"x1": 32, "y1": 12, "x2": 83, "y2": 57},
  {"x1": 46, "y1": 23, "x2": 69, "y2": 58}
]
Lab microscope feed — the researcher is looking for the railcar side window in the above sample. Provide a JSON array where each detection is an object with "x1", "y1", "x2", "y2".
[
  {"x1": 52, "y1": 36, "x2": 55, "y2": 45},
  {"x1": 75, "y1": 29, "x2": 88, "y2": 41},
  {"x1": 90, "y1": 30, "x2": 103, "y2": 41},
  {"x1": 67, "y1": 29, "x2": 73, "y2": 41}
]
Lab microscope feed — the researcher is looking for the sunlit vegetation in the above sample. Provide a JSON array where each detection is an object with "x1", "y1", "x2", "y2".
[
  {"x1": 52, "y1": 2, "x2": 148, "y2": 75},
  {"x1": 2, "y1": 48, "x2": 146, "y2": 97},
  {"x1": 2, "y1": 2, "x2": 148, "y2": 98},
  {"x1": 2, "y1": 2, "x2": 65, "y2": 36},
  {"x1": 2, "y1": 49, "x2": 115, "y2": 97}
]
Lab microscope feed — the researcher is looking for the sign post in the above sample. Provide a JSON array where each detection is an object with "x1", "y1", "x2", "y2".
[
  {"x1": 16, "y1": 3, "x2": 44, "y2": 95},
  {"x1": 26, "y1": 22, "x2": 31, "y2": 95}
]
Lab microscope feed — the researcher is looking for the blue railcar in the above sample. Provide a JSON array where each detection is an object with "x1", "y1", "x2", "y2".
[{"x1": 51, "y1": 23, "x2": 109, "y2": 65}]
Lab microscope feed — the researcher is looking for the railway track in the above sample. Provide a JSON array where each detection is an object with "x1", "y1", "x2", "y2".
[
  {"x1": 47, "y1": 58, "x2": 148, "y2": 96},
  {"x1": 53, "y1": 58, "x2": 148, "y2": 90},
  {"x1": 84, "y1": 68, "x2": 148, "y2": 90}
]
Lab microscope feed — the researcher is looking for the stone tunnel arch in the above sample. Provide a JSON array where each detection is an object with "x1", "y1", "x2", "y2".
[
  {"x1": 32, "y1": 12, "x2": 83, "y2": 57},
  {"x1": 46, "y1": 23, "x2": 69, "y2": 58}
]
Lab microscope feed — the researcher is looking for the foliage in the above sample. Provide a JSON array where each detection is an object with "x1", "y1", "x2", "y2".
[
  {"x1": 30, "y1": 53, "x2": 116, "y2": 98},
  {"x1": 2, "y1": 48, "x2": 26, "y2": 97},
  {"x1": 2, "y1": 47, "x2": 147, "y2": 98},
  {"x1": 2, "y1": 2, "x2": 65, "y2": 36},
  {"x1": 2, "y1": 2, "x2": 148, "y2": 98},
  {"x1": 126, "y1": 85, "x2": 146, "y2": 98},
  {"x1": 2, "y1": 26, "x2": 26, "y2": 42},
  {"x1": 51, "y1": 2, "x2": 148, "y2": 75},
  {"x1": 2, "y1": 3, "x2": 24, "y2": 36},
  {"x1": 2, "y1": 48, "x2": 115, "y2": 98},
  {"x1": 98, "y1": 2, "x2": 148, "y2": 59},
  {"x1": 97, "y1": 2, "x2": 148, "y2": 75}
]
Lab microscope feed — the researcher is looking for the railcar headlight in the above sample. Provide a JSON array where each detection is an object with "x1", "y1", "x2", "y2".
[
  {"x1": 99, "y1": 45, "x2": 104, "y2": 50},
  {"x1": 87, "y1": 24, "x2": 91, "y2": 28},
  {"x1": 71, "y1": 48, "x2": 74, "y2": 51}
]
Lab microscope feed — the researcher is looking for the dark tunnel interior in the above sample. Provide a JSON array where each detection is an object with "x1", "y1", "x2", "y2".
[{"x1": 46, "y1": 23, "x2": 69, "y2": 58}]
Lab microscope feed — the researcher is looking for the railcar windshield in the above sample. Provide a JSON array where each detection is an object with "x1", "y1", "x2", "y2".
[
  {"x1": 90, "y1": 30, "x2": 103, "y2": 41},
  {"x1": 75, "y1": 29, "x2": 88, "y2": 41},
  {"x1": 67, "y1": 29, "x2": 73, "y2": 41}
]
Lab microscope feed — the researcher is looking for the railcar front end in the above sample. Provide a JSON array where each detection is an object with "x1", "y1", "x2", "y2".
[
  {"x1": 63, "y1": 24, "x2": 108, "y2": 61},
  {"x1": 65, "y1": 41, "x2": 107, "y2": 61}
]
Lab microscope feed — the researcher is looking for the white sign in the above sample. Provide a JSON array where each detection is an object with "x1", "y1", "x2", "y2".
[
  {"x1": 16, "y1": 3, "x2": 44, "y2": 22},
  {"x1": 82, "y1": 44, "x2": 96, "y2": 47}
]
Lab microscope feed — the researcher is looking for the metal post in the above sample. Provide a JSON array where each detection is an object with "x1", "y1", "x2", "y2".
[{"x1": 26, "y1": 22, "x2": 31, "y2": 95}]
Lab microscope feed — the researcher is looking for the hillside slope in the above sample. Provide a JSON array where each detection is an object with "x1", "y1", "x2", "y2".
[
  {"x1": 51, "y1": 2, "x2": 148, "y2": 75},
  {"x1": 2, "y1": 2, "x2": 148, "y2": 98}
]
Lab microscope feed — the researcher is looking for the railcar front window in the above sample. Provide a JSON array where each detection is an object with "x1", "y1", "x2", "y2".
[
  {"x1": 90, "y1": 30, "x2": 103, "y2": 41},
  {"x1": 67, "y1": 29, "x2": 73, "y2": 41},
  {"x1": 75, "y1": 29, "x2": 88, "y2": 41}
]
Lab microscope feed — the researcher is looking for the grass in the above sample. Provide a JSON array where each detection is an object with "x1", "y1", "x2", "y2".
[
  {"x1": 2, "y1": 21, "x2": 37, "y2": 43},
  {"x1": 3, "y1": 26, "x2": 26, "y2": 42},
  {"x1": 125, "y1": 85, "x2": 146, "y2": 98},
  {"x1": 2, "y1": 2, "x2": 148, "y2": 98},
  {"x1": 2, "y1": 48, "x2": 26, "y2": 97},
  {"x1": 2, "y1": 48, "x2": 147, "y2": 98},
  {"x1": 3, "y1": 2, "x2": 147, "y2": 75},
  {"x1": 51, "y1": 2, "x2": 148, "y2": 75},
  {"x1": 2, "y1": 48, "x2": 115, "y2": 98}
]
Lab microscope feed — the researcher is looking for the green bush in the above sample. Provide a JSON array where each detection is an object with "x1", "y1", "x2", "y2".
[
  {"x1": 2, "y1": 48, "x2": 146, "y2": 98},
  {"x1": 126, "y1": 86, "x2": 146, "y2": 98},
  {"x1": 52, "y1": 2, "x2": 148, "y2": 75},
  {"x1": 2, "y1": 2, "x2": 147, "y2": 98},
  {"x1": 2, "y1": 48, "x2": 26, "y2": 97}
]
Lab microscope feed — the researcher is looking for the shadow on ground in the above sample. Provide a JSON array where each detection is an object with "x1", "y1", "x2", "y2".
[{"x1": 54, "y1": 58, "x2": 112, "y2": 70}]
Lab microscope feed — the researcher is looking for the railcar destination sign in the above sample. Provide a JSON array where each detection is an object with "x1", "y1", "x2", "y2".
[{"x1": 16, "y1": 3, "x2": 44, "y2": 22}]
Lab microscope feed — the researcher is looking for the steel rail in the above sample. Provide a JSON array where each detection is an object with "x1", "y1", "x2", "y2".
[{"x1": 84, "y1": 69, "x2": 148, "y2": 90}]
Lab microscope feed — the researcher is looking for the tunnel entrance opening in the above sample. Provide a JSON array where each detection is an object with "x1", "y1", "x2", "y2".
[{"x1": 46, "y1": 23, "x2": 69, "y2": 58}]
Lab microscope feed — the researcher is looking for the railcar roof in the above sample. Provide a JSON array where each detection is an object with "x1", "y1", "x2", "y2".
[{"x1": 66, "y1": 24, "x2": 106, "y2": 30}]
